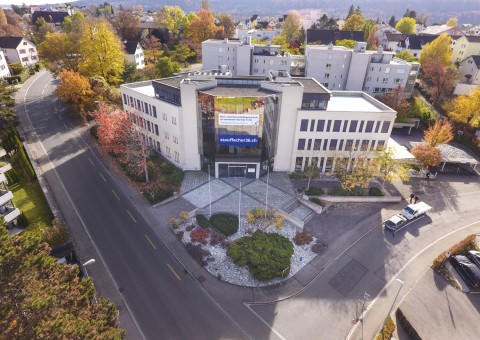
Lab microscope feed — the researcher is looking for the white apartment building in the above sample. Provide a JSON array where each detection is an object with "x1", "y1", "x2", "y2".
[
  {"x1": 236, "y1": 29, "x2": 281, "y2": 41},
  {"x1": 0, "y1": 52, "x2": 10, "y2": 78},
  {"x1": 120, "y1": 71, "x2": 396, "y2": 178},
  {"x1": 202, "y1": 38, "x2": 291, "y2": 76},
  {"x1": 0, "y1": 37, "x2": 39, "y2": 68},
  {"x1": 305, "y1": 42, "x2": 419, "y2": 97}
]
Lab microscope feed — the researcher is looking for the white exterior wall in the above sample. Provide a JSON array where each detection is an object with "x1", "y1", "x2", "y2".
[
  {"x1": 236, "y1": 44, "x2": 252, "y2": 75},
  {"x1": 0, "y1": 52, "x2": 10, "y2": 78},
  {"x1": 2, "y1": 39, "x2": 39, "y2": 67},
  {"x1": 305, "y1": 45, "x2": 351, "y2": 90},
  {"x1": 345, "y1": 53, "x2": 370, "y2": 91},
  {"x1": 202, "y1": 40, "x2": 239, "y2": 73},
  {"x1": 362, "y1": 61, "x2": 411, "y2": 96},
  {"x1": 452, "y1": 36, "x2": 480, "y2": 63},
  {"x1": 251, "y1": 55, "x2": 290, "y2": 76},
  {"x1": 237, "y1": 29, "x2": 281, "y2": 41},
  {"x1": 459, "y1": 57, "x2": 480, "y2": 85},
  {"x1": 134, "y1": 45, "x2": 145, "y2": 70}
]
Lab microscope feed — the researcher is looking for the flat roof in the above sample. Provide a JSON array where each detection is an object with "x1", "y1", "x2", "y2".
[
  {"x1": 132, "y1": 84, "x2": 155, "y2": 97},
  {"x1": 153, "y1": 77, "x2": 184, "y2": 89},
  {"x1": 326, "y1": 93, "x2": 386, "y2": 112},
  {"x1": 201, "y1": 86, "x2": 276, "y2": 97},
  {"x1": 293, "y1": 77, "x2": 329, "y2": 94}
]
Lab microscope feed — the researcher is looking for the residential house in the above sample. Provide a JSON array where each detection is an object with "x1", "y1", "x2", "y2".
[
  {"x1": 0, "y1": 37, "x2": 39, "y2": 67},
  {"x1": 454, "y1": 55, "x2": 480, "y2": 95},
  {"x1": 452, "y1": 35, "x2": 480, "y2": 63},
  {"x1": 31, "y1": 10, "x2": 70, "y2": 29},
  {"x1": 236, "y1": 29, "x2": 281, "y2": 42},
  {"x1": 0, "y1": 52, "x2": 10, "y2": 78},
  {"x1": 306, "y1": 29, "x2": 364, "y2": 45},
  {"x1": 124, "y1": 41, "x2": 145, "y2": 69},
  {"x1": 382, "y1": 33, "x2": 406, "y2": 52},
  {"x1": 376, "y1": 26, "x2": 401, "y2": 51},
  {"x1": 418, "y1": 25, "x2": 465, "y2": 37},
  {"x1": 0, "y1": 149, "x2": 20, "y2": 228}
]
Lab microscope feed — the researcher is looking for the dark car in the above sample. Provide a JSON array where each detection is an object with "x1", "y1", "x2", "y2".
[
  {"x1": 449, "y1": 255, "x2": 480, "y2": 289},
  {"x1": 28, "y1": 69, "x2": 35, "y2": 75},
  {"x1": 467, "y1": 250, "x2": 480, "y2": 269}
]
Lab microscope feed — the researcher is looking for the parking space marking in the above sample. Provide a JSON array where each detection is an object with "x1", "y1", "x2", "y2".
[
  {"x1": 112, "y1": 189, "x2": 120, "y2": 201},
  {"x1": 127, "y1": 210, "x2": 137, "y2": 223},
  {"x1": 167, "y1": 263, "x2": 181, "y2": 281},
  {"x1": 145, "y1": 234, "x2": 157, "y2": 250},
  {"x1": 88, "y1": 157, "x2": 95, "y2": 166},
  {"x1": 99, "y1": 172, "x2": 106, "y2": 182}
]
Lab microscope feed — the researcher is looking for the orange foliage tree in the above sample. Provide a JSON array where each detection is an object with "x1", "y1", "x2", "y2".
[
  {"x1": 95, "y1": 104, "x2": 131, "y2": 156},
  {"x1": 56, "y1": 70, "x2": 94, "y2": 118},
  {"x1": 423, "y1": 119, "x2": 453, "y2": 147},
  {"x1": 377, "y1": 86, "x2": 410, "y2": 118},
  {"x1": 187, "y1": 9, "x2": 218, "y2": 44},
  {"x1": 411, "y1": 144, "x2": 443, "y2": 169}
]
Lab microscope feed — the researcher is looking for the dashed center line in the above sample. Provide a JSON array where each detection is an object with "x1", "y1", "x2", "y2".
[
  {"x1": 112, "y1": 189, "x2": 120, "y2": 201},
  {"x1": 88, "y1": 157, "x2": 95, "y2": 166},
  {"x1": 145, "y1": 234, "x2": 157, "y2": 250},
  {"x1": 99, "y1": 172, "x2": 106, "y2": 182},
  {"x1": 167, "y1": 263, "x2": 181, "y2": 281},
  {"x1": 127, "y1": 210, "x2": 137, "y2": 223}
]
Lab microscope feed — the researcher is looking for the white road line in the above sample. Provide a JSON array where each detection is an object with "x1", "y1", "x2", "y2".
[
  {"x1": 244, "y1": 303, "x2": 286, "y2": 340},
  {"x1": 22, "y1": 72, "x2": 147, "y2": 340}
]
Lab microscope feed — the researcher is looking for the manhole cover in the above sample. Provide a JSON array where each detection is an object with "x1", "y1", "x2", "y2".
[{"x1": 329, "y1": 259, "x2": 368, "y2": 296}]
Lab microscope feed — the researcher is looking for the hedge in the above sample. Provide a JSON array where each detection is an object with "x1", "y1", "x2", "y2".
[
  {"x1": 209, "y1": 213, "x2": 238, "y2": 236},
  {"x1": 432, "y1": 234, "x2": 477, "y2": 270},
  {"x1": 143, "y1": 188, "x2": 173, "y2": 204},
  {"x1": 309, "y1": 197, "x2": 323, "y2": 206},
  {"x1": 368, "y1": 187, "x2": 384, "y2": 196},
  {"x1": 329, "y1": 186, "x2": 366, "y2": 196},
  {"x1": 305, "y1": 187, "x2": 323, "y2": 195},
  {"x1": 196, "y1": 214, "x2": 210, "y2": 229},
  {"x1": 227, "y1": 230, "x2": 294, "y2": 281},
  {"x1": 375, "y1": 315, "x2": 396, "y2": 340}
]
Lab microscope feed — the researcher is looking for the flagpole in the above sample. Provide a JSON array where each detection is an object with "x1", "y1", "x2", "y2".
[
  {"x1": 208, "y1": 164, "x2": 212, "y2": 217},
  {"x1": 265, "y1": 163, "x2": 269, "y2": 220},
  {"x1": 238, "y1": 182, "x2": 242, "y2": 231}
]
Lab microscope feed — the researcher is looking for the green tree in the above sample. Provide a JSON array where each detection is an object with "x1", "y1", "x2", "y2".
[
  {"x1": 62, "y1": 11, "x2": 85, "y2": 33},
  {"x1": 342, "y1": 13, "x2": 364, "y2": 31},
  {"x1": 32, "y1": 16, "x2": 54, "y2": 44},
  {"x1": 217, "y1": 13, "x2": 235, "y2": 38},
  {"x1": 335, "y1": 39, "x2": 355, "y2": 49},
  {"x1": 173, "y1": 43, "x2": 195, "y2": 66},
  {"x1": 312, "y1": 14, "x2": 339, "y2": 30},
  {"x1": 419, "y1": 34, "x2": 452, "y2": 67},
  {"x1": 282, "y1": 10, "x2": 302, "y2": 40},
  {"x1": 0, "y1": 80, "x2": 17, "y2": 129},
  {"x1": 335, "y1": 156, "x2": 374, "y2": 191},
  {"x1": 395, "y1": 50, "x2": 416, "y2": 62},
  {"x1": 395, "y1": 17, "x2": 416, "y2": 34},
  {"x1": 122, "y1": 60, "x2": 145, "y2": 83},
  {"x1": 388, "y1": 16, "x2": 396, "y2": 27},
  {"x1": 156, "y1": 56, "x2": 181, "y2": 78},
  {"x1": 403, "y1": 9, "x2": 417, "y2": 19},
  {"x1": 79, "y1": 21, "x2": 125, "y2": 84},
  {"x1": 377, "y1": 86, "x2": 411, "y2": 118},
  {"x1": 158, "y1": 6, "x2": 187, "y2": 41},
  {"x1": 347, "y1": 4, "x2": 355, "y2": 19},
  {"x1": 373, "y1": 147, "x2": 410, "y2": 189},
  {"x1": 0, "y1": 223, "x2": 125, "y2": 339}
]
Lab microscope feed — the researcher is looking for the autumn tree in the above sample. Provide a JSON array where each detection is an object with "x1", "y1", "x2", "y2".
[
  {"x1": 422, "y1": 59, "x2": 458, "y2": 100},
  {"x1": 142, "y1": 35, "x2": 162, "y2": 63},
  {"x1": 448, "y1": 87, "x2": 480, "y2": 128},
  {"x1": 217, "y1": 13, "x2": 236, "y2": 38},
  {"x1": 158, "y1": 6, "x2": 188, "y2": 42},
  {"x1": 377, "y1": 86, "x2": 410, "y2": 118},
  {"x1": 335, "y1": 157, "x2": 374, "y2": 191},
  {"x1": 423, "y1": 119, "x2": 454, "y2": 146},
  {"x1": 342, "y1": 13, "x2": 364, "y2": 31},
  {"x1": 373, "y1": 147, "x2": 410, "y2": 189},
  {"x1": 0, "y1": 80, "x2": 17, "y2": 129},
  {"x1": 303, "y1": 164, "x2": 320, "y2": 190},
  {"x1": 113, "y1": 9, "x2": 139, "y2": 40},
  {"x1": 0, "y1": 9, "x2": 23, "y2": 37},
  {"x1": 0, "y1": 9, "x2": 7, "y2": 25},
  {"x1": 56, "y1": 70, "x2": 94, "y2": 118},
  {"x1": 95, "y1": 104, "x2": 131, "y2": 156},
  {"x1": 32, "y1": 16, "x2": 54, "y2": 44},
  {"x1": 38, "y1": 32, "x2": 81, "y2": 74},
  {"x1": 365, "y1": 25, "x2": 378, "y2": 50},
  {"x1": 173, "y1": 43, "x2": 195, "y2": 66},
  {"x1": 395, "y1": 17, "x2": 416, "y2": 34},
  {"x1": 0, "y1": 224, "x2": 125, "y2": 339},
  {"x1": 282, "y1": 10, "x2": 302, "y2": 41},
  {"x1": 79, "y1": 20, "x2": 125, "y2": 84},
  {"x1": 335, "y1": 39, "x2": 355, "y2": 49},
  {"x1": 187, "y1": 9, "x2": 218, "y2": 44},
  {"x1": 411, "y1": 144, "x2": 442, "y2": 169},
  {"x1": 123, "y1": 124, "x2": 152, "y2": 182},
  {"x1": 418, "y1": 34, "x2": 452, "y2": 67},
  {"x1": 395, "y1": 50, "x2": 416, "y2": 62},
  {"x1": 445, "y1": 17, "x2": 458, "y2": 27},
  {"x1": 62, "y1": 11, "x2": 85, "y2": 33},
  {"x1": 312, "y1": 14, "x2": 339, "y2": 30},
  {"x1": 156, "y1": 56, "x2": 181, "y2": 77}
]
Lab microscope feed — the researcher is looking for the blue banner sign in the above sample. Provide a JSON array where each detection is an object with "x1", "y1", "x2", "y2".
[{"x1": 218, "y1": 134, "x2": 258, "y2": 146}]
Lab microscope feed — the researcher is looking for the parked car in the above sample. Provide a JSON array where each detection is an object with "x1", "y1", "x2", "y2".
[
  {"x1": 400, "y1": 202, "x2": 432, "y2": 220},
  {"x1": 467, "y1": 250, "x2": 480, "y2": 269},
  {"x1": 449, "y1": 255, "x2": 480, "y2": 289},
  {"x1": 28, "y1": 69, "x2": 35, "y2": 75},
  {"x1": 384, "y1": 214, "x2": 408, "y2": 232}
]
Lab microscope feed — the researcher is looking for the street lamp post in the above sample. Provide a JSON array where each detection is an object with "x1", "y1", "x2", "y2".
[
  {"x1": 82, "y1": 259, "x2": 97, "y2": 303},
  {"x1": 381, "y1": 278, "x2": 405, "y2": 338},
  {"x1": 355, "y1": 292, "x2": 370, "y2": 340}
]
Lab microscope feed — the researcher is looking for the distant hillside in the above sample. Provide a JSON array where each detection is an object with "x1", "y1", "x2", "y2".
[{"x1": 76, "y1": 0, "x2": 480, "y2": 25}]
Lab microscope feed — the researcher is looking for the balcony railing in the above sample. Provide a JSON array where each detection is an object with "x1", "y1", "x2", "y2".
[
  {"x1": 0, "y1": 190, "x2": 13, "y2": 207},
  {"x1": 0, "y1": 161, "x2": 12, "y2": 174}
]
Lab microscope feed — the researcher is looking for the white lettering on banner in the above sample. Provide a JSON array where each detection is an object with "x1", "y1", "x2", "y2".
[{"x1": 219, "y1": 114, "x2": 259, "y2": 126}]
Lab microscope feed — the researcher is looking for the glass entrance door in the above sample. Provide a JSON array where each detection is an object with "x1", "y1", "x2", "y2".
[{"x1": 229, "y1": 165, "x2": 247, "y2": 177}]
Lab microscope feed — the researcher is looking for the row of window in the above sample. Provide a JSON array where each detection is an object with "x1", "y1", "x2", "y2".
[
  {"x1": 142, "y1": 131, "x2": 180, "y2": 163},
  {"x1": 297, "y1": 138, "x2": 385, "y2": 152},
  {"x1": 294, "y1": 156, "x2": 372, "y2": 172},
  {"x1": 365, "y1": 77, "x2": 403, "y2": 84},
  {"x1": 123, "y1": 94, "x2": 158, "y2": 118},
  {"x1": 299, "y1": 119, "x2": 391, "y2": 134}
]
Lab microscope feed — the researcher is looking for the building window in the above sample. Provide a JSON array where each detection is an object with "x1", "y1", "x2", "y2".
[
  {"x1": 172, "y1": 117, "x2": 177, "y2": 125},
  {"x1": 313, "y1": 139, "x2": 321, "y2": 150},
  {"x1": 174, "y1": 151, "x2": 180, "y2": 162},
  {"x1": 374, "y1": 121, "x2": 381, "y2": 133},
  {"x1": 163, "y1": 112, "x2": 167, "y2": 121},
  {"x1": 361, "y1": 140, "x2": 369, "y2": 151},
  {"x1": 19, "y1": 49, "x2": 26, "y2": 54},
  {"x1": 326, "y1": 120, "x2": 332, "y2": 131},
  {"x1": 173, "y1": 136, "x2": 178, "y2": 144},
  {"x1": 333, "y1": 120, "x2": 341, "y2": 132},
  {"x1": 152, "y1": 106, "x2": 157, "y2": 118},
  {"x1": 310, "y1": 119, "x2": 315, "y2": 131},
  {"x1": 300, "y1": 119, "x2": 308, "y2": 131},
  {"x1": 349, "y1": 120, "x2": 358, "y2": 132},
  {"x1": 164, "y1": 131, "x2": 169, "y2": 139},
  {"x1": 295, "y1": 157, "x2": 303, "y2": 171},
  {"x1": 297, "y1": 139, "x2": 306, "y2": 150},
  {"x1": 382, "y1": 78, "x2": 388, "y2": 84},
  {"x1": 326, "y1": 63, "x2": 331, "y2": 69},
  {"x1": 345, "y1": 140, "x2": 353, "y2": 151},
  {"x1": 381, "y1": 121, "x2": 391, "y2": 133},
  {"x1": 322, "y1": 139, "x2": 328, "y2": 151},
  {"x1": 316, "y1": 120, "x2": 325, "y2": 131},
  {"x1": 338, "y1": 139, "x2": 344, "y2": 151},
  {"x1": 342, "y1": 121, "x2": 348, "y2": 132},
  {"x1": 325, "y1": 73, "x2": 330, "y2": 79},
  {"x1": 329, "y1": 139, "x2": 337, "y2": 150},
  {"x1": 377, "y1": 140, "x2": 385, "y2": 150},
  {"x1": 365, "y1": 121, "x2": 374, "y2": 133},
  {"x1": 307, "y1": 139, "x2": 312, "y2": 150},
  {"x1": 385, "y1": 67, "x2": 391, "y2": 74},
  {"x1": 155, "y1": 124, "x2": 159, "y2": 136}
]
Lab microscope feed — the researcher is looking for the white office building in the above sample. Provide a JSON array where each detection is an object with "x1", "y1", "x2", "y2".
[
  {"x1": 305, "y1": 42, "x2": 419, "y2": 97},
  {"x1": 120, "y1": 71, "x2": 396, "y2": 178}
]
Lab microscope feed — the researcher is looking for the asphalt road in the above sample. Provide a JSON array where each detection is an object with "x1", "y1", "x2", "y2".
[{"x1": 20, "y1": 72, "x2": 250, "y2": 339}]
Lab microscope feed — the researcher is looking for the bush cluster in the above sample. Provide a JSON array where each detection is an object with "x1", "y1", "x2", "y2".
[
  {"x1": 90, "y1": 125, "x2": 99, "y2": 139},
  {"x1": 176, "y1": 231, "x2": 184, "y2": 240},
  {"x1": 432, "y1": 234, "x2": 477, "y2": 270},
  {"x1": 185, "y1": 243, "x2": 211, "y2": 266},
  {"x1": 143, "y1": 188, "x2": 173, "y2": 204},
  {"x1": 294, "y1": 231, "x2": 313, "y2": 246},
  {"x1": 190, "y1": 228, "x2": 210, "y2": 245},
  {"x1": 309, "y1": 197, "x2": 323, "y2": 206},
  {"x1": 209, "y1": 232, "x2": 228, "y2": 248},
  {"x1": 305, "y1": 187, "x2": 323, "y2": 195},
  {"x1": 288, "y1": 172, "x2": 308, "y2": 180},
  {"x1": 227, "y1": 230, "x2": 294, "y2": 281},
  {"x1": 196, "y1": 214, "x2": 210, "y2": 228},
  {"x1": 209, "y1": 213, "x2": 239, "y2": 236},
  {"x1": 368, "y1": 187, "x2": 384, "y2": 196},
  {"x1": 375, "y1": 315, "x2": 396, "y2": 340},
  {"x1": 329, "y1": 186, "x2": 366, "y2": 196}
]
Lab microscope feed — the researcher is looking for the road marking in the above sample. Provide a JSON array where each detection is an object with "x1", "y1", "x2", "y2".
[
  {"x1": 112, "y1": 189, "x2": 120, "y2": 201},
  {"x1": 88, "y1": 157, "x2": 94, "y2": 166},
  {"x1": 64, "y1": 123, "x2": 69, "y2": 130},
  {"x1": 99, "y1": 172, "x2": 106, "y2": 182},
  {"x1": 145, "y1": 234, "x2": 157, "y2": 250},
  {"x1": 167, "y1": 263, "x2": 181, "y2": 281},
  {"x1": 127, "y1": 210, "x2": 137, "y2": 223},
  {"x1": 58, "y1": 114, "x2": 62, "y2": 120}
]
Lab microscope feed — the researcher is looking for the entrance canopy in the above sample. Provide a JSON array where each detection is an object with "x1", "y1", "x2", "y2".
[{"x1": 410, "y1": 142, "x2": 479, "y2": 172}]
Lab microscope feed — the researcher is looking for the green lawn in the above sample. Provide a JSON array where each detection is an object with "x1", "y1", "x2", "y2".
[{"x1": 9, "y1": 156, "x2": 54, "y2": 227}]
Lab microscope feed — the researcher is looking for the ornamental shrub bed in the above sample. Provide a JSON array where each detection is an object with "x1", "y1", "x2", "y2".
[
  {"x1": 227, "y1": 230, "x2": 294, "y2": 281},
  {"x1": 190, "y1": 227, "x2": 210, "y2": 245},
  {"x1": 329, "y1": 186, "x2": 366, "y2": 196},
  {"x1": 368, "y1": 187, "x2": 384, "y2": 196},
  {"x1": 209, "y1": 213, "x2": 239, "y2": 236},
  {"x1": 305, "y1": 187, "x2": 323, "y2": 195},
  {"x1": 196, "y1": 214, "x2": 210, "y2": 229},
  {"x1": 185, "y1": 243, "x2": 211, "y2": 266},
  {"x1": 309, "y1": 197, "x2": 323, "y2": 206},
  {"x1": 294, "y1": 231, "x2": 313, "y2": 246},
  {"x1": 432, "y1": 234, "x2": 477, "y2": 270},
  {"x1": 374, "y1": 315, "x2": 396, "y2": 340}
]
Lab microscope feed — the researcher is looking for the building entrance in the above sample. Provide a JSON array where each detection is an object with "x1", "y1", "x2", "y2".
[
  {"x1": 217, "y1": 163, "x2": 258, "y2": 178},
  {"x1": 229, "y1": 165, "x2": 246, "y2": 177}
]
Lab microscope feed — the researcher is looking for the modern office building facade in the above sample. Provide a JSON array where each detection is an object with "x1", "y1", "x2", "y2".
[{"x1": 121, "y1": 71, "x2": 396, "y2": 178}]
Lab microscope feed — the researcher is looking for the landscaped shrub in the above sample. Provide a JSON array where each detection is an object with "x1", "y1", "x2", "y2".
[
  {"x1": 179, "y1": 210, "x2": 189, "y2": 223},
  {"x1": 294, "y1": 231, "x2": 313, "y2": 246},
  {"x1": 185, "y1": 225, "x2": 194, "y2": 232},
  {"x1": 209, "y1": 213, "x2": 239, "y2": 236},
  {"x1": 432, "y1": 234, "x2": 477, "y2": 269},
  {"x1": 309, "y1": 197, "x2": 323, "y2": 206},
  {"x1": 143, "y1": 188, "x2": 174, "y2": 204},
  {"x1": 185, "y1": 243, "x2": 211, "y2": 266},
  {"x1": 288, "y1": 172, "x2": 308, "y2": 180},
  {"x1": 305, "y1": 187, "x2": 323, "y2": 195},
  {"x1": 375, "y1": 315, "x2": 396, "y2": 340},
  {"x1": 169, "y1": 217, "x2": 178, "y2": 229},
  {"x1": 196, "y1": 214, "x2": 210, "y2": 229},
  {"x1": 176, "y1": 231, "x2": 184, "y2": 240},
  {"x1": 209, "y1": 232, "x2": 227, "y2": 247},
  {"x1": 227, "y1": 230, "x2": 294, "y2": 281},
  {"x1": 17, "y1": 212, "x2": 29, "y2": 228},
  {"x1": 395, "y1": 308, "x2": 422, "y2": 340},
  {"x1": 190, "y1": 227, "x2": 210, "y2": 245},
  {"x1": 368, "y1": 187, "x2": 384, "y2": 196},
  {"x1": 329, "y1": 186, "x2": 366, "y2": 196},
  {"x1": 274, "y1": 213, "x2": 284, "y2": 229}
]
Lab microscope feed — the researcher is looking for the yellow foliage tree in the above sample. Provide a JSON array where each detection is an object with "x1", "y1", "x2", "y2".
[
  {"x1": 187, "y1": 9, "x2": 217, "y2": 44},
  {"x1": 419, "y1": 34, "x2": 452, "y2": 67},
  {"x1": 448, "y1": 87, "x2": 480, "y2": 128},
  {"x1": 38, "y1": 32, "x2": 81, "y2": 74},
  {"x1": 282, "y1": 10, "x2": 302, "y2": 40},
  {"x1": 79, "y1": 21, "x2": 124, "y2": 84},
  {"x1": 423, "y1": 119, "x2": 453, "y2": 146},
  {"x1": 395, "y1": 17, "x2": 416, "y2": 34},
  {"x1": 56, "y1": 70, "x2": 94, "y2": 119},
  {"x1": 342, "y1": 13, "x2": 364, "y2": 31},
  {"x1": 445, "y1": 17, "x2": 458, "y2": 27}
]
